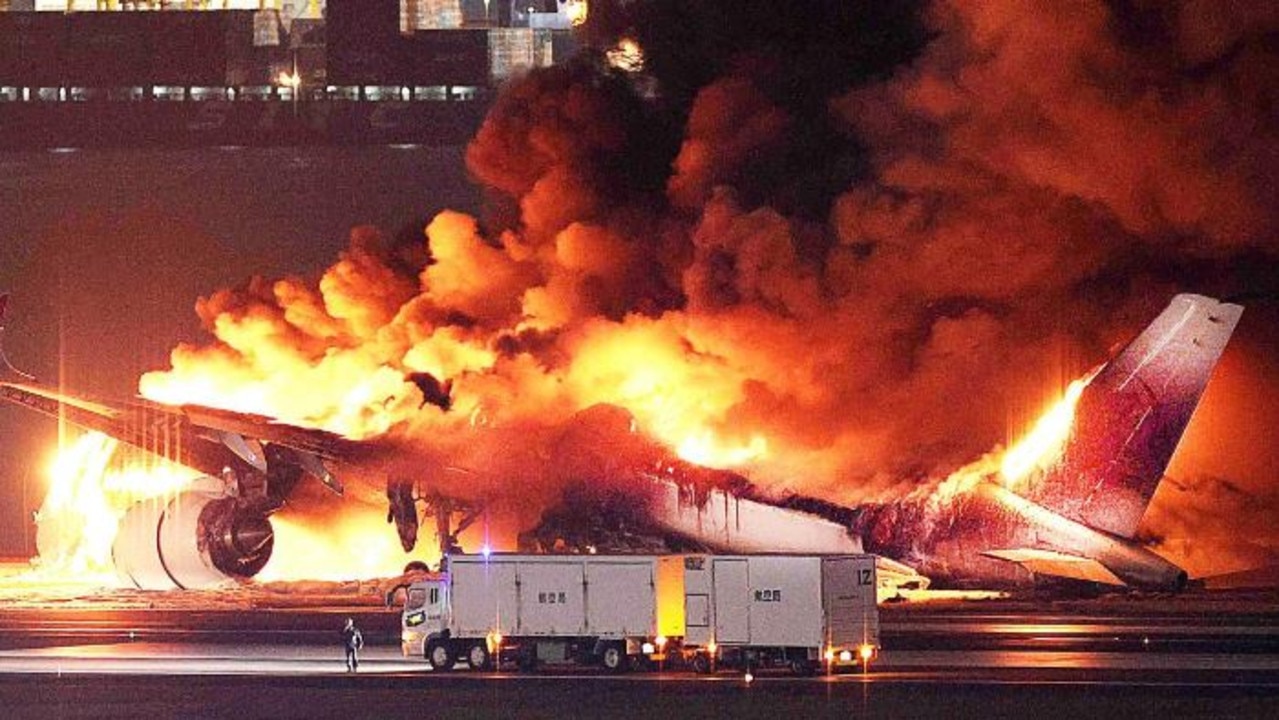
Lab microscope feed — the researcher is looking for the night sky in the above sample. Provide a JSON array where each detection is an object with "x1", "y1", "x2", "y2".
[
  {"x1": 1, "y1": 1, "x2": 1277, "y2": 576},
  {"x1": 0, "y1": 146, "x2": 479, "y2": 555}
]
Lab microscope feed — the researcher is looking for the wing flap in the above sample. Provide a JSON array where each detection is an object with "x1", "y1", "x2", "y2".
[{"x1": 983, "y1": 548, "x2": 1127, "y2": 586}]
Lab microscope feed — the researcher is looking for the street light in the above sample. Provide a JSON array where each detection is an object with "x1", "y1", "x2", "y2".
[{"x1": 276, "y1": 54, "x2": 301, "y2": 117}]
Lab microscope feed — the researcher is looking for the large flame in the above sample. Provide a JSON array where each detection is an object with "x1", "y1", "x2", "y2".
[
  {"x1": 926, "y1": 373, "x2": 1095, "y2": 510},
  {"x1": 999, "y1": 373, "x2": 1095, "y2": 488},
  {"x1": 258, "y1": 510, "x2": 430, "y2": 583},
  {"x1": 29, "y1": 0, "x2": 1274, "y2": 583},
  {"x1": 32, "y1": 431, "x2": 433, "y2": 584},
  {"x1": 33, "y1": 432, "x2": 197, "y2": 582}
]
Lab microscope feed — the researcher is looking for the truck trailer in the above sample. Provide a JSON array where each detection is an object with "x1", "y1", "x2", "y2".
[
  {"x1": 400, "y1": 554, "x2": 684, "y2": 672},
  {"x1": 679, "y1": 554, "x2": 879, "y2": 675},
  {"x1": 399, "y1": 553, "x2": 879, "y2": 674}
]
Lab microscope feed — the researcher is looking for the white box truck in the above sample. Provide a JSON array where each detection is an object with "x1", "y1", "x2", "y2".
[
  {"x1": 399, "y1": 554, "x2": 685, "y2": 672},
  {"x1": 399, "y1": 553, "x2": 879, "y2": 675},
  {"x1": 679, "y1": 554, "x2": 879, "y2": 675}
]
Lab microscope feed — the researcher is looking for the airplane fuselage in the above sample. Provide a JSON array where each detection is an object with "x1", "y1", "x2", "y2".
[{"x1": 851, "y1": 479, "x2": 1186, "y2": 590}]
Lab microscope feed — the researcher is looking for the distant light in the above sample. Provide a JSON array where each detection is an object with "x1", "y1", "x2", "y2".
[
  {"x1": 839, "y1": 650, "x2": 852, "y2": 662},
  {"x1": 607, "y1": 38, "x2": 645, "y2": 73},
  {"x1": 566, "y1": 0, "x2": 589, "y2": 27},
  {"x1": 481, "y1": 544, "x2": 492, "y2": 557},
  {"x1": 642, "y1": 642, "x2": 655, "y2": 654},
  {"x1": 744, "y1": 671, "x2": 754, "y2": 684}
]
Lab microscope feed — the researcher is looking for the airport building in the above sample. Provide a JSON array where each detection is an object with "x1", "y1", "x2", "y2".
[{"x1": 0, "y1": 1, "x2": 584, "y2": 145}]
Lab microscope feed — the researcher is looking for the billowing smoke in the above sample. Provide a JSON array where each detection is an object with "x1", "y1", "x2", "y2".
[{"x1": 140, "y1": 1, "x2": 1278, "y2": 576}]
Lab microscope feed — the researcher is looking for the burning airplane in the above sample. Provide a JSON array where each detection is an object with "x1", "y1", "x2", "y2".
[
  {"x1": 0, "y1": 291, "x2": 1242, "y2": 592},
  {"x1": 3, "y1": 2, "x2": 1273, "y2": 593}
]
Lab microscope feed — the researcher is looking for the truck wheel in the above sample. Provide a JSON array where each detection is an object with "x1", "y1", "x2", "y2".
[
  {"x1": 516, "y1": 647, "x2": 538, "y2": 672},
  {"x1": 427, "y1": 641, "x2": 455, "y2": 671},
  {"x1": 467, "y1": 643, "x2": 492, "y2": 670},
  {"x1": 601, "y1": 643, "x2": 629, "y2": 673},
  {"x1": 690, "y1": 653, "x2": 712, "y2": 675}
]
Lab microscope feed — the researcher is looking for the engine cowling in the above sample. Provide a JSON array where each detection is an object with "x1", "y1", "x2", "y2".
[{"x1": 112, "y1": 477, "x2": 273, "y2": 590}]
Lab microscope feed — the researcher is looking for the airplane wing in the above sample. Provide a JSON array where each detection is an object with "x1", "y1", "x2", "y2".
[
  {"x1": 0, "y1": 377, "x2": 351, "y2": 496},
  {"x1": 982, "y1": 548, "x2": 1127, "y2": 586}
]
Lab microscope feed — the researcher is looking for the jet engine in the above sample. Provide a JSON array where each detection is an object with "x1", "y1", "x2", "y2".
[{"x1": 112, "y1": 477, "x2": 274, "y2": 590}]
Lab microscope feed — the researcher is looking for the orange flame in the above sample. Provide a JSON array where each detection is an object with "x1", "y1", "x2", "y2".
[
  {"x1": 999, "y1": 372, "x2": 1095, "y2": 488},
  {"x1": 607, "y1": 38, "x2": 645, "y2": 72},
  {"x1": 258, "y1": 510, "x2": 433, "y2": 582},
  {"x1": 677, "y1": 431, "x2": 768, "y2": 468},
  {"x1": 33, "y1": 432, "x2": 197, "y2": 581},
  {"x1": 927, "y1": 372, "x2": 1095, "y2": 508}
]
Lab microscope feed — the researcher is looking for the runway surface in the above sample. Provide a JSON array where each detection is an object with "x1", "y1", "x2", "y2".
[{"x1": 1, "y1": 590, "x2": 1277, "y2": 718}]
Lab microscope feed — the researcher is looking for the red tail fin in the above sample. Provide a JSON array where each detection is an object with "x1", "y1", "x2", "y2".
[{"x1": 1025, "y1": 294, "x2": 1243, "y2": 538}]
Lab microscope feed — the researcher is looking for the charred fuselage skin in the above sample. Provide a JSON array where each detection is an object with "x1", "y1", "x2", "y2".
[
  {"x1": 845, "y1": 295, "x2": 1241, "y2": 590},
  {"x1": 850, "y1": 480, "x2": 1187, "y2": 590}
]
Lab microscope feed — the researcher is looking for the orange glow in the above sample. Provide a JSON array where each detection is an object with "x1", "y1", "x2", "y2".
[
  {"x1": 607, "y1": 38, "x2": 645, "y2": 72},
  {"x1": 565, "y1": 0, "x2": 588, "y2": 27},
  {"x1": 676, "y1": 431, "x2": 767, "y2": 468},
  {"x1": 1000, "y1": 373, "x2": 1095, "y2": 486},
  {"x1": 926, "y1": 371, "x2": 1096, "y2": 509},
  {"x1": 34, "y1": 432, "x2": 197, "y2": 581},
  {"x1": 258, "y1": 508, "x2": 434, "y2": 582}
]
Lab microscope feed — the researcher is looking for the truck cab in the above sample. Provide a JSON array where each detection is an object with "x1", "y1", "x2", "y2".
[{"x1": 400, "y1": 577, "x2": 449, "y2": 659}]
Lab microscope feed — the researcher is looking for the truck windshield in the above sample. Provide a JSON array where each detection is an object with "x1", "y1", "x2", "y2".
[{"x1": 407, "y1": 587, "x2": 427, "y2": 610}]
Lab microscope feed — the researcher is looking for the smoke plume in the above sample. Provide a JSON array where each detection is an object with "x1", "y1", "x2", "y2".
[{"x1": 140, "y1": 1, "x2": 1279, "y2": 575}]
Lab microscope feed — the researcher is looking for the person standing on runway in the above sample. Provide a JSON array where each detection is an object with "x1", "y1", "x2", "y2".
[{"x1": 341, "y1": 617, "x2": 364, "y2": 672}]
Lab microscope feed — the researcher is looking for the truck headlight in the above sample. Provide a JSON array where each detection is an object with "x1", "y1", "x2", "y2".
[{"x1": 406, "y1": 611, "x2": 426, "y2": 627}]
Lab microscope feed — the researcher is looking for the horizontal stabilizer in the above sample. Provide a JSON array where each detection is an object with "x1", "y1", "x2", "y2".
[{"x1": 983, "y1": 548, "x2": 1126, "y2": 586}]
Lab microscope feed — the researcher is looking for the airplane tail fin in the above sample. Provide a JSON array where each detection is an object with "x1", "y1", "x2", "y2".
[
  {"x1": 0, "y1": 292, "x2": 36, "y2": 383},
  {"x1": 1026, "y1": 294, "x2": 1243, "y2": 538}
]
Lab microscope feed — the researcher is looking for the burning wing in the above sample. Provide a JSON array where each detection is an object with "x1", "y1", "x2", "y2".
[{"x1": 0, "y1": 292, "x2": 360, "y2": 588}]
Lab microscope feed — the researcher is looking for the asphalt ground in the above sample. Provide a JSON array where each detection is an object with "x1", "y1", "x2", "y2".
[{"x1": 1, "y1": 590, "x2": 1278, "y2": 718}]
